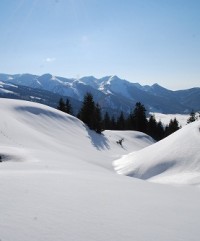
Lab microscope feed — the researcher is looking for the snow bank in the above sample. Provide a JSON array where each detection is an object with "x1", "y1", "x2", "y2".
[{"x1": 114, "y1": 120, "x2": 200, "y2": 186}]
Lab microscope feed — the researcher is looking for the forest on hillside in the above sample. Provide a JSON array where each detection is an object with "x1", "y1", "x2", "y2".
[{"x1": 57, "y1": 93, "x2": 199, "y2": 141}]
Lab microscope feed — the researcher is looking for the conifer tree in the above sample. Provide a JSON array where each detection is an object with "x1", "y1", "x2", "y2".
[
  {"x1": 156, "y1": 121, "x2": 165, "y2": 140},
  {"x1": 126, "y1": 113, "x2": 135, "y2": 130},
  {"x1": 187, "y1": 110, "x2": 197, "y2": 124},
  {"x1": 79, "y1": 93, "x2": 95, "y2": 130},
  {"x1": 110, "y1": 115, "x2": 117, "y2": 130},
  {"x1": 65, "y1": 98, "x2": 73, "y2": 115},
  {"x1": 117, "y1": 111, "x2": 126, "y2": 130},
  {"x1": 132, "y1": 102, "x2": 147, "y2": 133},
  {"x1": 147, "y1": 114, "x2": 158, "y2": 140},
  {"x1": 94, "y1": 103, "x2": 102, "y2": 133},
  {"x1": 57, "y1": 98, "x2": 66, "y2": 112},
  {"x1": 102, "y1": 111, "x2": 111, "y2": 130},
  {"x1": 165, "y1": 118, "x2": 180, "y2": 137},
  {"x1": 78, "y1": 93, "x2": 103, "y2": 133}
]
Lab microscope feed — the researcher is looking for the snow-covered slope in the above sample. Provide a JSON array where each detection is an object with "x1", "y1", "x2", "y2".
[
  {"x1": 114, "y1": 120, "x2": 200, "y2": 186},
  {"x1": 1, "y1": 99, "x2": 200, "y2": 241},
  {"x1": 0, "y1": 99, "x2": 152, "y2": 170}
]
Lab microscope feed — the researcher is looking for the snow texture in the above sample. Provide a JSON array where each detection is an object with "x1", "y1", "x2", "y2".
[{"x1": 114, "y1": 120, "x2": 200, "y2": 186}]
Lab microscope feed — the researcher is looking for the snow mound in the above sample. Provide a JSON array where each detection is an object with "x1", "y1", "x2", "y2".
[
  {"x1": 114, "y1": 120, "x2": 200, "y2": 186},
  {"x1": 0, "y1": 99, "x2": 153, "y2": 170}
]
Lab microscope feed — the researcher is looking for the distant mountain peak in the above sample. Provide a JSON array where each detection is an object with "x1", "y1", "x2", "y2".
[
  {"x1": 109, "y1": 75, "x2": 120, "y2": 79},
  {"x1": 151, "y1": 83, "x2": 172, "y2": 93},
  {"x1": 152, "y1": 83, "x2": 166, "y2": 88},
  {"x1": 40, "y1": 73, "x2": 53, "y2": 78},
  {"x1": 152, "y1": 83, "x2": 160, "y2": 87}
]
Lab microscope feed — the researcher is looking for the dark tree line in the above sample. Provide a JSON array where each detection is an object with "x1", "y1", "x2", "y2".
[
  {"x1": 101, "y1": 103, "x2": 180, "y2": 140},
  {"x1": 57, "y1": 93, "x2": 181, "y2": 140},
  {"x1": 57, "y1": 98, "x2": 73, "y2": 115}
]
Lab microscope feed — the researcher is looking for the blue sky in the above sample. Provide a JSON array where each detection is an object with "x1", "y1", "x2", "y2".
[{"x1": 0, "y1": 0, "x2": 199, "y2": 90}]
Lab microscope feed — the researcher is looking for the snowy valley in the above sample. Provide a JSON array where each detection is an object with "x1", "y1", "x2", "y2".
[{"x1": 0, "y1": 99, "x2": 200, "y2": 241}]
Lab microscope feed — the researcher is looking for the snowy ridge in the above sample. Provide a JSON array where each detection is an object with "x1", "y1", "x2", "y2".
[
  {"x1": 0, "y1": 99, "x2": 152, "y2": 169},
  {"x1": 114, "y1": 120, "x2": 200, "y2": 186}
]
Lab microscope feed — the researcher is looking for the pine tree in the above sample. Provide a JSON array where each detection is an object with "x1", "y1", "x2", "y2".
[
  {"x1": 116, "y1": 111, "x2": 126, "y2": 130},
  {"x1": 65, "y1": 98, "x2": 73, "y2": 115},
  {"x1": 78, "y1": 93, "x2": 102, "y2": 133},
  {"x1": 165, "y1": 118, "x2": 180, "y2": 137},
  {"x1": 147, "y1": 115, "x2": 158, "y2": 140},
  {"x1": 132, "y1": 102, "x2": 147, "y2": 133},
  {"x1": 156, "y1": 121, "x2": 165, "y2": 140},
  {"x1": 126, "y1": 113, "x2": 135, "y2": 130},
  {"x1": 110, "y1": 115, "x2": 117, "y2": 130},
  {"x1": 102, "y1": 111, "x2": 111, "y2": 130},
  {"x1": 94, "y1": 103, "x2": 102, "y2": 133},
  {"x1": 79, "y1": 93, "x2": 95, "y2": 130},
  {"x1": 57, "y1": 98, "x2": 66, "y2": 112},
  {"x1": 187, "y1": 110, "x2": 197, "y2": 124}
]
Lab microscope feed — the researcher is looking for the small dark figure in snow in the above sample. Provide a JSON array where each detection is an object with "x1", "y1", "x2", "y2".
[
  {"x1": 0, "y1": 156, "x2": 2, "y2": 162},
  {"x1": 116, "y1": 138, "x2": 124, "y2": 146}
]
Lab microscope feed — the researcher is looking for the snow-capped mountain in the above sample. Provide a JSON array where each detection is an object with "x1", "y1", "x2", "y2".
[
  {"x1": 0, "y1": 73, "x2": 200, "y2": 114},
  {"x1": 0, "y1": 80, "x2": 82, "y2": 113}
]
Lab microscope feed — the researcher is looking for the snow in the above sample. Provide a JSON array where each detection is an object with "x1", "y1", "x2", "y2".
[
  {"x1": 36, "y1": 80, "x2": 41, "y2": 85},
  {"x1": 0, "y1": 88, "x2": 16, "y2": 94},
  {"x1": 0, "y1": 81, "x2": 18, "y2": 88},
  {"x1": 106, "y1": 75, "x2": 133, "y2": 99},
  {"x1": 114, "y1": 120, "x2": 200, "y2": 186},
  {"x1": 150, "y1": 112, "x2": 189, "y2": 126},
  {"x1": 1, "y1": 99, "x2": 200, "y2": 241},
  {"x1": 51, "y1": 75, "x2": 64, "y2": 84},
  {"x1": 30, "y1": 96, "x2": 42, "y2": 100}
]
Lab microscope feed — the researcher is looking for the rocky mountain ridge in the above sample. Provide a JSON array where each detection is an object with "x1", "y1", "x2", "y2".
[{"x1": 0, "y1": 73, "x2": 199, "y2": 114}]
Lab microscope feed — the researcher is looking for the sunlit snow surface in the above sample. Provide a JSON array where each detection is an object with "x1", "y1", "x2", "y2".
[
  {"x1": 150, "y1": 112, "x2": 189, "y2": 126},
  {"x1": 114, "y1": 120, "x2": 200, "y2": 186},
  {"x1": 0, "y1": 99, "x2": 200, "y2": 241}
]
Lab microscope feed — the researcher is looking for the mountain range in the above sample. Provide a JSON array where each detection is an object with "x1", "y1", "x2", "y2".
[{"x1": 0, "y1": 73, "x2": 200, "y2": 115}]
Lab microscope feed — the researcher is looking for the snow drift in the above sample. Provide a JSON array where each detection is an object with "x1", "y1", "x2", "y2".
[
  {"x1": 114, "y1": 120, "x2": 200, "y2": 186},
  {"x1": 0, "y1": 99, "x2": 153, "y2": 170}
]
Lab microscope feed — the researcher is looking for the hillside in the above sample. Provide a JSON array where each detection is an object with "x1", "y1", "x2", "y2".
[
  {"x1": 1, "y1": 99, "x2": 200, "y2": 241},
  {"x1": 0, "y1": 99, "x2": 153, "y2": 169},
  {"x1": 114, "y1": 120, "x2": 200, "y2": 186}
]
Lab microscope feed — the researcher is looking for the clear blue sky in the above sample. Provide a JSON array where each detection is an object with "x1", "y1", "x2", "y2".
[{"x1": 0, "y1": 0, "x2": 199, "y2": 90}]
